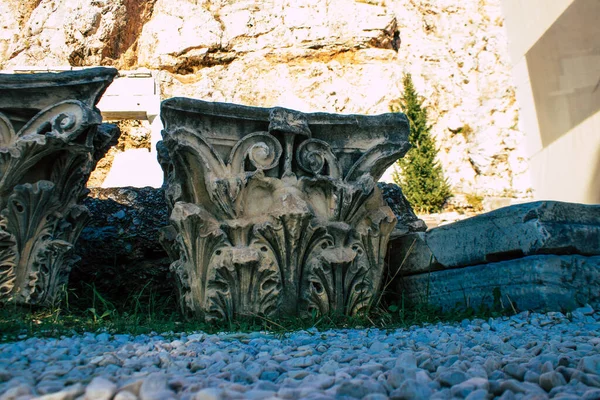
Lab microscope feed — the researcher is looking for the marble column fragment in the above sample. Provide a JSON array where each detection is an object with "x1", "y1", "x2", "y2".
[
  {"x1": 159, "y1": 98, "x2": 411, "y2": 321},
  {"x1": 0, "y1": 67, "x2": 120, "y2": 306}
]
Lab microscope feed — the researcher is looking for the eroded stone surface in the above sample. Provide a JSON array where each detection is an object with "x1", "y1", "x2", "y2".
[
  {"x1": 0, "y1": 67, "x2": 119, "y2": 306},
  {"x1": 396, "y1": 255, "x2": 600, "y2": 312},
  {"x1": 159, "y1": 98, "x2": 409, "y2": 320},
  {"x1": 379, "y1": 182, "x2": 427, "y2": 237},
  {"x1": 387, "y1": 201, "x2": 600, "y2": 278}
]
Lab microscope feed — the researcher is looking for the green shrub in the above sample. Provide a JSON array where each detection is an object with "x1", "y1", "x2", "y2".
[
  {"x1": 465, "y1": 193, "x2": 484, "y2": 211},
  {"x1": 457, "y1": 124, "x2": 474, "y2": 140},
  {"x1": 391, "y1": 74, "x2": 452, "y2": 213}
]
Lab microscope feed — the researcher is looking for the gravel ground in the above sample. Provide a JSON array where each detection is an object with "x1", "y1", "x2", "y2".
[{"x1": 2, "y1": 307, "x2": 600, "y2": 400}]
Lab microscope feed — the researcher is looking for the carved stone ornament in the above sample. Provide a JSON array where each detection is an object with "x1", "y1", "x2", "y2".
[
  {"x1": 159, "y1": 98, "x2": 411, "y2": 321},
  {"x1": 0, "y1": 67, "x2": 119, "y2": 306}
]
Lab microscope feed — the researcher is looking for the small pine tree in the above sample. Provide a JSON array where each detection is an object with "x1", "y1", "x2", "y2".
[{"x1": 391, "y1": 74, "x2": 452, "y2": 213}]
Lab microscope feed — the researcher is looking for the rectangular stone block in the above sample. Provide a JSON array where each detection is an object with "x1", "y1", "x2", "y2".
[
  {"x1": 98, "y1": 94, "x2": 161, "y2": 121},
  {"x1": 396, "y1": 255, "x2": 600, "y2": 312},
  {"x1": 387, "y1": 201, "x2": 600, "y2": 278}
]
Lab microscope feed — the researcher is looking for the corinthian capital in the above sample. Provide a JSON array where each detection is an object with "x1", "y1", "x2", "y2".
[
  {"x1": 159, "y1": 98, "x2": 410, "y2": 321},
  {"x1": 0, "y1": 68, "x2": 119, "y2": 306}
]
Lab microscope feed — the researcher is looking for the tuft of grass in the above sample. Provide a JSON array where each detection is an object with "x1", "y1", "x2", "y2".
[
  {"x1": 0, "y1": 283, "x2": 518, "y2": 343},
  {"x1": 465, "y1": 193, "x2": 484, "y2": 211},
  {"x1": 457, "y1": 124, "x2": 474, "y2": 140}
]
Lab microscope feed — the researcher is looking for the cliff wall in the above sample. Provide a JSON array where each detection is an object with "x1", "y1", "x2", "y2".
[{"x1": 0, "y1": 0, "x2": 531, "y2": 200}]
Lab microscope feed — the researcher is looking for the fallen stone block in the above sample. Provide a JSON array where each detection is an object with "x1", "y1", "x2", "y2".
[
  {"x1": 395, "y1": 255, "x2": 600, "y2": 312},
  {"x1": 387, "y1": 201, "x2": 600, "y2": 278}
]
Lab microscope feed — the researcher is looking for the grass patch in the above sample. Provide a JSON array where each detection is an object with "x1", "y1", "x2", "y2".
[{"x1": 0, "y1": 284, "x2": 517, "y2": 343}]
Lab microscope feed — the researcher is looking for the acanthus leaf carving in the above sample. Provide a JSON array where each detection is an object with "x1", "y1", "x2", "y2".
[
  {"x1": 167, "y1": 201, "x2": 228, "y2": 318},
  {"x1": 206, "y1": 233, "x2": 282, "y2": 321},
  {"x1": 0, "y1": 223, "x2": 17, "y2": 303},
  {"x1": 159, "y1": 99, "x2": 410, "y2": 321},
  {"x1": 1, "y1": 181, "x2": 87, "y2": 305},
  {"x1": 0, "y1": 68, "x2": 119, "y2": 306},
  {"x1": 299, "y1": 223, "x2": 381, "y2": 316},
  {"x1": 253, "y1": 212, "x2": 314, "y2": 316}
]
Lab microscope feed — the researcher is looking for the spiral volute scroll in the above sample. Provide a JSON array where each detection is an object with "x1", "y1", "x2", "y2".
[
  {"x1": 229, "y1": 132, "x2": 282, "y2": 175},
  {"x1": 19, "y1": 100, "x2": 95, "y2": 144},
  {"x1": 296, "y1": 139, "x2": 341, "y2": 179},
  {"x1": 159, "y1": 98, "x2": 408, "y2": 321}
]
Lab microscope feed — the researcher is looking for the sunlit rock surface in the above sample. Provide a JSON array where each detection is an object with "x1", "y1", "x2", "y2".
[{"x1": 0, "y1": 0, "x2": 531, "y2": 200}]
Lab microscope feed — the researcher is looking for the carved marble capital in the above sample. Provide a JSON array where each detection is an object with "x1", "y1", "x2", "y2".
[
  {"x1": 0, "y1": 68, "x2": 119, "y2": 306},
  {"x1": 159, "y1": 98, "x2": 410, "y2": 321}
]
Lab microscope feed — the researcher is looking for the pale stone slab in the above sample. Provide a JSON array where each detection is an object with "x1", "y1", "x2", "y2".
[
  {"x1": 396, "y1": 255, "x2": 600, "y2": 312},
  {"x1": 0, "y1": 67, "x2": 117, "y2": 111},
  {"x1": 387, "y1": 201, "x2": 600, "y2": 277}
]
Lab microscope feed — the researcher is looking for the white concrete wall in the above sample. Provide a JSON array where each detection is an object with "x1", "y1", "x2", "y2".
[
  {"x1": 97, "y1": 71, "x2": 164, "y2": 188},
  {"x1": 501, "y1": 0, "x2": 600, "y2": 204},
  {"x1": 528, "y1": 113, "x2": 600, "y2": 203},
  {"x1": 501, "y1": 0, "x2": 572, "y2": 66}
]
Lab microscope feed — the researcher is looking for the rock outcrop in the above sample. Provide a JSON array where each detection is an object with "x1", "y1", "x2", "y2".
[
  {"x1": 0, "y1": 0, "x2": 531, "y2": 200},
  {"x1": 0, "y1": 0, "x2": 156, "y2": 68}
]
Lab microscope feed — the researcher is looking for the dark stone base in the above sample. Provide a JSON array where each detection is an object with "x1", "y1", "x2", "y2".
[{"x1": 70, "y1": 187, "x2": 173, "y2": 307}]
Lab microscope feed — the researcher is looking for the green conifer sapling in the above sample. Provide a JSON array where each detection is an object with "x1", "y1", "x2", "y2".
[{"x1": 391, "y1": 74, "x2": 452, "y2": 213}]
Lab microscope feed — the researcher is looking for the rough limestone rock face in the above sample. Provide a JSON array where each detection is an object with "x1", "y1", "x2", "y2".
[
  {"x1": 0, "y1": 67, "x2": 119, "y2": 306},
  {"x1": 0, "y1": 0, "x2": 156, "y2": 68},
  {"x1": 0, "y1": 0, "x2": 530, "y2": 200},
  {"x1": 159, "y1": 98, "x2": 409, "y2": 321}
]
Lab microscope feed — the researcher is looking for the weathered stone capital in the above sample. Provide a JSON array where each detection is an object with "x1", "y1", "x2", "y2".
[
  {"x1": 0, "y1": 68, "x2": 120, "y2": 306},
  {"x1": 159, "y1": 98, "x2": 410, "y2": 321}
]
